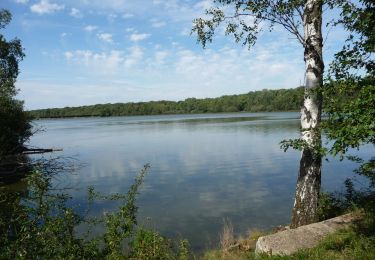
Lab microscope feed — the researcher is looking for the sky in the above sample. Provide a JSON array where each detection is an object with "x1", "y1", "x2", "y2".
[{"x1": 3, "y1": 0, "x2": 347, "y2": 110}]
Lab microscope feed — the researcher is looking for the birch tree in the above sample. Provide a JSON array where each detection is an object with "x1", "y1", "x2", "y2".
[{"x1": 192, "y1": 0, "x2": 324, "y2": 227}]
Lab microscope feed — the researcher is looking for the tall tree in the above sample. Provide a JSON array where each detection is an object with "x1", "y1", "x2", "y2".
[
  {"x1": 291, "y1": 0, "x2": 323, "y2": 228},
  {"x1": 192, "y1": 0, "x2": 324, "y2": 227},
  {"x1": 0, "y1": 9, "x2": 24, "y2": 97},
  {"x1": 0, "y1": 9, "x2": 31, "y2": 162}
]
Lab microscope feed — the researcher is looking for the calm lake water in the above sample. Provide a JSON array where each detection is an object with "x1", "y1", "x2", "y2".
[{"x1": 29, "y1": 112, "x2": 369, "y2": 251}]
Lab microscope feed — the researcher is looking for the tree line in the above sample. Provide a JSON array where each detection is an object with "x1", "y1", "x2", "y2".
[{"x1": 30, "y1": 87, "x2": 304, "y2": 118}]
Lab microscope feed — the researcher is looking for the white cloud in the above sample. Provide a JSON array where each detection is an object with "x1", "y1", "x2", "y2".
[
  {"x1": 107, "y1": 13, "x2": 117, "y2": 22},
  {"x1": 130, "y1": 33, "x2": 151, "y2": 42},
  {"x1": 193, "y1": 0, "x2": 213, "y2": 10},
  {"x1": 122, "y1": 13, "x2": 134, "y2": 19},
  {"x1": 63, "y1": 47, "x2": 145, "y2": 72},
  {"x1": 64, "y1": 51, "x2": 74, "y2": 60},
  {"x1": 154, "y1": 51, "x2": 168, "y2": 65},
  {"x1": 15, "y1": 0, "x2": 29, "y2": 4},
  {"x1": 150, "y1": 19, "x2": 166, "y2": 28},
  {"x1": 151, "y1": 0, "x2": 210, "y2": 22},
  {"x1": 64, "y1": 50, "x2": 124, "y2": 74},
  {"x1": 124, "y1": 46, "x2": 143, "y2": 68},
  {"x1": 60, "y1": 32, "x2": 71, "y2": 38},
  {"x1": 62, "y1": 43, "x2": 300, "y2": 101},
  {"x1": 173, "y1": 45, "x2": 303, "y2": 93},
  {"x1": 152, "y1": 0, "x2": 178, "y2": 10},
  {"x1": 30, "y1": 0, "x2": 64, "y2": 15},
  {"x1": 180, "y1": 27, "x2": 191, "y2": 36},
  {"x1": 70, "y1": 8, "x2": 83, "y2": 18},
  {"x1": 17, "y1": 80, "x2": 140, "y2": 109},
  {"x1": 84, "y1": 25, "x2": 97, "y2": 32},
  {"x1": 97, "y1": 33, "x2": 113, "y2": 43}
]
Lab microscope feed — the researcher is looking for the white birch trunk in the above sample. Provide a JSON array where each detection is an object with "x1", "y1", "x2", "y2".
[{"x1": 291, "y1": 0, "x2": 324, "y2": 228}]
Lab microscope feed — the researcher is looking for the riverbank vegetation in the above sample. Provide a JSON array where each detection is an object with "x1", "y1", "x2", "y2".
[
  {"x1": 0, "y1": 165, "x2": 191, "y2": 259},
  {"x1": 29, "y1": 87, "x2": 304, "y2": 118},
  {"x1": 204, "y1": 217, "x2": 375, "y2": 259},
  {"x1": 203, "y1": 187, "x2": 375, "y2": 259}
]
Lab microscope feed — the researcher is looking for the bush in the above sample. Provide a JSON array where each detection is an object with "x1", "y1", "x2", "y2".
[{"x1": 0, "y1": 165, "x2": 191, "y2": 259}]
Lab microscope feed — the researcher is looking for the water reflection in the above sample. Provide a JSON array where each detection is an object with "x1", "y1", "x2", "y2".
[{"x1": 28, "y1": 112, "x2": 367, "y2": 251}]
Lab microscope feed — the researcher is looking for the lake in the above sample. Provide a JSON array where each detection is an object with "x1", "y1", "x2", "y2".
[{"x1": 29, "y1": 112, "x2": 368, "y2": 251}]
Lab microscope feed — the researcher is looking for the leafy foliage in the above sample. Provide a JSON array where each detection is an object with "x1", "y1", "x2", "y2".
[
  {"x1": 0, "y1": 97, "x2": 32, "y2": 157},
  {"x1": 322, "y1": 81, "x2": 375, "y2": 158},
  {"x1": 0, "y1": 9, "x2": 31, "y2": 161},
  {"x1": 327, "y1": 0, "x2": 374, "y2": 80},
  {"x1": 130, "y1": 228, "x2": 190, "y2": 260},
  {"x1": 322, "y1": 0, "x2": 374, "y2": 191},
  {"x1": 323, "y1": 0, "x2": 374, "y2": 154},
  {"x1": 305, "y1": 1, "x2": 375, "y2": 243},
  {"x1": 0, "y1": 10, "x2": 24, "y2": 98}
]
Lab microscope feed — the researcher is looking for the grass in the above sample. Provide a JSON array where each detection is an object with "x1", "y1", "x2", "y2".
[
  {"x1": 202, "y1": 213, "x2": 375, "y2": 260},
  {"x1": 289, "y1": 227, "x2": 375, "y2": 259},
  {"x1": 203, "y1": 222, "x2": 266, "y2": 260}
]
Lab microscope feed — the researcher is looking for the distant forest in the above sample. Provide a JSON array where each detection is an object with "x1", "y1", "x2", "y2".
[{"x1": 30, "y1": 87, "x2": 304, "y2": 118}]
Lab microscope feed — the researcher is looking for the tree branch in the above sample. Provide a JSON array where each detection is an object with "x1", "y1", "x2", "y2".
[{"x1": 227, "y1": 12, "x2": 304, "y2": 46}]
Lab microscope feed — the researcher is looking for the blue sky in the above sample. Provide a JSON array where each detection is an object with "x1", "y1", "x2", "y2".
[{"x1": 3, "y1": 0, "x2": 347, "y2": 109}]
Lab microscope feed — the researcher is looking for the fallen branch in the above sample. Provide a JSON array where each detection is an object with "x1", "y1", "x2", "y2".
[{"x1": 22, "y1": 148, "x2": 63, "y2": 155}]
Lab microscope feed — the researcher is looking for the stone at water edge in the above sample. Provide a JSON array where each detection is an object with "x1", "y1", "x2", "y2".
[{"x1": 255, "y1": 213, "x2": 360, "y2": 256}]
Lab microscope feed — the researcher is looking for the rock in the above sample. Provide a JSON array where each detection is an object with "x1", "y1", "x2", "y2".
[{"x1": 255, "y1": 213, "x2": 360, "y2": 256}]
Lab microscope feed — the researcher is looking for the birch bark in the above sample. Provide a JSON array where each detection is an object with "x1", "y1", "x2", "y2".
[{"x1": 291, "y1": 0, "x2": 324, "y2": 228}]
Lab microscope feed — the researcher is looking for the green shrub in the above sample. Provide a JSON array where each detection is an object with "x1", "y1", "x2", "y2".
[{"x1": 0, "y1": 165, "x2": 191, "y2": 259}]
